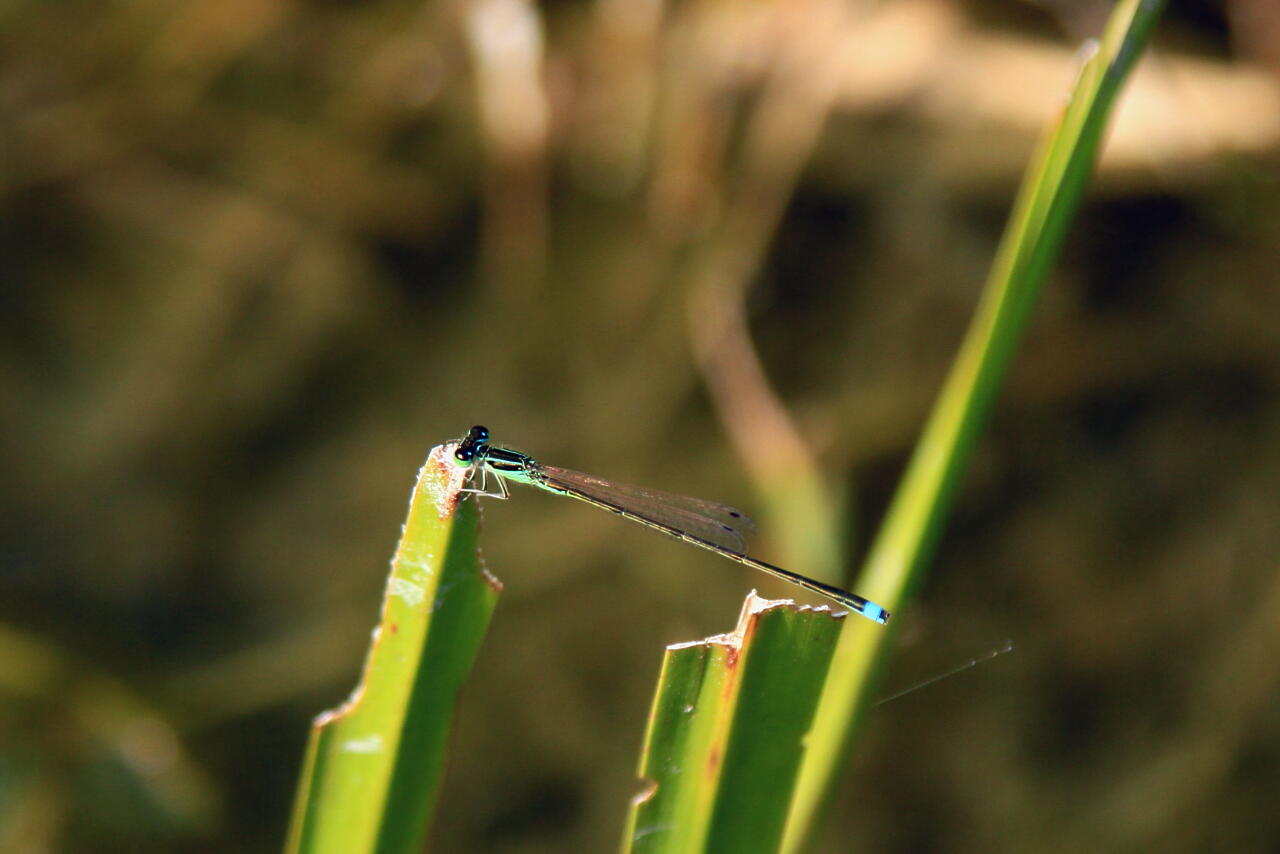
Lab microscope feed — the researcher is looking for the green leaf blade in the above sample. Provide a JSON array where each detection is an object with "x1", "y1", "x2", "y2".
[
  {"x1": 285, "y1": 444, "x2": 501, "y2": 854},
  {"x1": 783, "y1": 2, "x2": 1169, "y2": 850},
  {"x1": 623, "y1": 595, "x2": 844, "y2": 854}
]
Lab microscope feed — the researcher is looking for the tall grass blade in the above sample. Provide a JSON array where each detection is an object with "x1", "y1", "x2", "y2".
[{"x1": 782, "y1": 2, "x2": 1168, "y2": 849}]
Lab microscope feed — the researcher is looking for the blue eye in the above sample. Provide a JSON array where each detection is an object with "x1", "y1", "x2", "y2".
[{"x1": 455, "y1": 425, "x2": 492, "y2": 467}]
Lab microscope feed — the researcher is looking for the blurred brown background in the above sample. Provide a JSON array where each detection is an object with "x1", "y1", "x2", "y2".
[{"x1": 3, "y1": 0, "x2": 1280, "y2": 852}]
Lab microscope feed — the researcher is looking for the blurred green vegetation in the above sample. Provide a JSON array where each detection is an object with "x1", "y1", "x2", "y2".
[{"x1": 3, "y1": 0, "x2": 1279, "y2": 852}]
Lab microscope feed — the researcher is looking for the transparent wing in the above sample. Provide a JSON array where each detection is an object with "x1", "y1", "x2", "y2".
[{"x1": 539, "y1": 465, "x2": 756, "y2": 553}]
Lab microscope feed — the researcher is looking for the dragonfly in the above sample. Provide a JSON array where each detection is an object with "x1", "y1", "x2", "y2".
[{"x1": 451, "y1": 425, "x2": 889, "y2": 625}]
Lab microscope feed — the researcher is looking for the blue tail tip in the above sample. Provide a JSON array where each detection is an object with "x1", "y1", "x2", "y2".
[{"x1": 863, "y1": 603, "x2": 890, "y2": 624}]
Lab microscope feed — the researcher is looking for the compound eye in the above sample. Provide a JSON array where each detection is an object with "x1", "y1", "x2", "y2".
[
  {"x1": 454, "y1": 446, "x2": 475, "y2": 464},
  {"x1": 469, "y1": 425, "x2": 490, "y2": 441}
]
